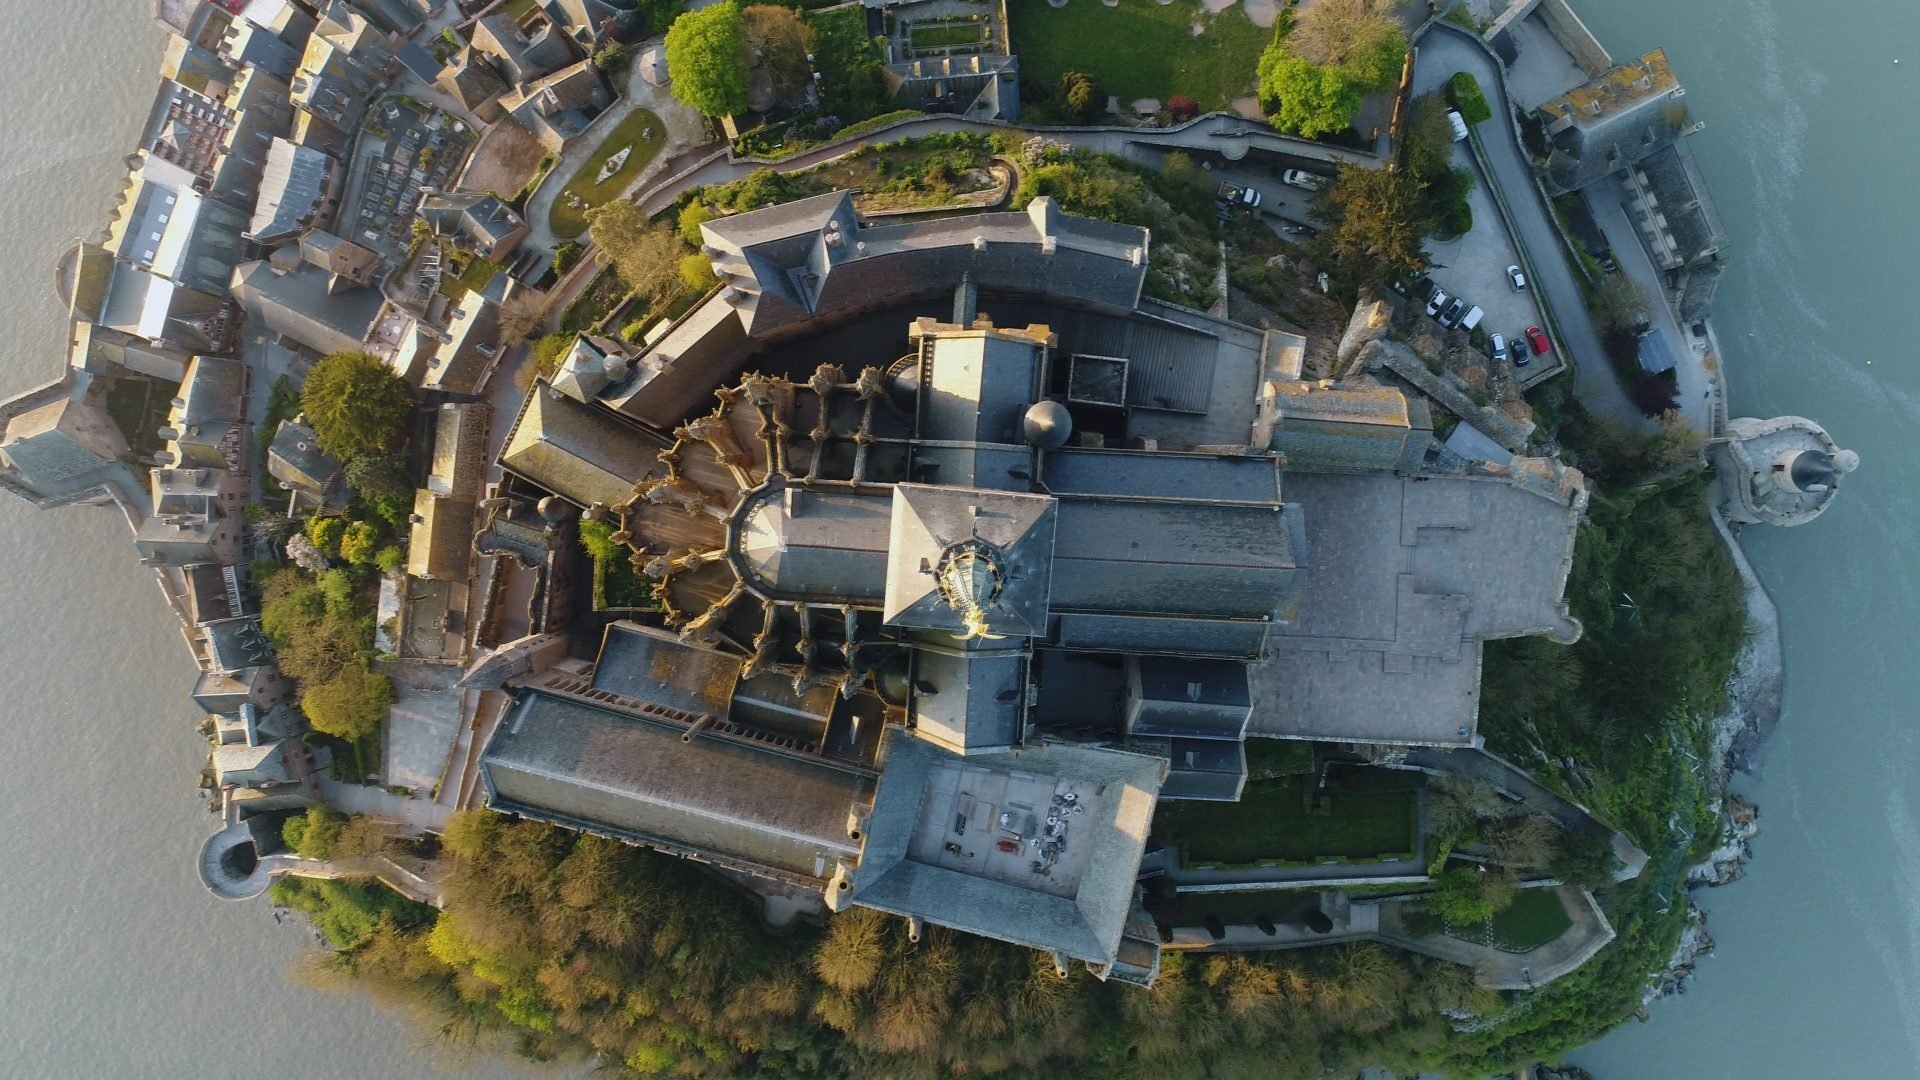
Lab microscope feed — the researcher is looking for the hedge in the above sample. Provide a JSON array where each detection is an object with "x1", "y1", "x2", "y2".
[{"x1": 1448, "y1": 70, "x2": 1493, "y2": 126}]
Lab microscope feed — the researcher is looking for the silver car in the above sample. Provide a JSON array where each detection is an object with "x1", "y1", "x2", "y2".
[
  {"x1": 1506, "y1": 265, "x2": 1526, "y2": 290},
  {"x1": 1425, "y1": 289, "x2": 1450, "y2": 318}
]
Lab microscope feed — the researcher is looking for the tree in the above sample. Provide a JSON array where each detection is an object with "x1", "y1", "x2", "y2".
[
  {"x1": 301, "y1": 352, "x2": 411, "y2": 458},
  {"x1": 1427, "y1": 866, "x2": 1498, "y2": 926},
  {"x1": 813, "y1": 907, "x2": 887, "y2": 993},
  {"x1": 1160, "y1": 150, "x2": 1202, "y2": 189},
  {"x1": 664, "y1": 0, "x2": 749, "y2": 117},
  {"x1": 1589, "y1": 272, "x2": 1649, "y2": 333},
  {"x1": 1311, "y1": 162, "x2": 1430, "y2": 282},
  {"x1": 301, "y1": 663, "x2": 394, "y2": 741},
  {"x1": 586, "y1": 200, "x2": 689, "y2": 310},
  {"x1": 343, "y1": 452, "x2": 411, "y2": 503},
  {"x1": 339, "y1": 521, "x2": 379, "y2": 566},
  {"x1": 678, "y1": 200, "x2": 716, "y2": 244},
  {"x1": 306, "y1": 515, "x2": 346, "y2": 558},
  {"x1": 1260, "y1": 50, "x2": 1365, "y2": 139},
  {"x1": 283, "y1": 806, "x2": 347, "y2": 860},
  {"x1": 499, "y1": 290, "x2": 551, "y2": 342},
  {"x1": 1061, "y1": 71, "x2": 1102, "y2": 120},
  {"x1": 1551, "y1": 830, "x2": 1620, "y2": 889},
  {"x1": 1485, "y1": 813, "x2": 1563, "y2": 869},
  {"x1": 1642, "y1": 409, "x2": 1709, "y2": 473},
  {"x1": 373, "y1": 546, "x2": 405, "y2": 574},
  {"x1": 741, "y1": 4, "x2": 815, "y2": 104},
  {"x1": 679, "y1": 251, "x2": 716, "y2": 292},
  {"x1": 1400, "y1": 92, "x2": 1456, "y2": 181},
  {"x1": 1287, "y1": 0, "x2": 1407, "y2": 91}
]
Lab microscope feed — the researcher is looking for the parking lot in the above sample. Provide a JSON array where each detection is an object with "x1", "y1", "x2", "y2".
[{"x1": 1421, "y1": 141, "x2": 1548, "y2": 369}]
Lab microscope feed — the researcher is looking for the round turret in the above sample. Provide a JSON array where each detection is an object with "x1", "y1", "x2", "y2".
[
  {"x1": 1713, "y1": 416, "x2": 1859, "y2": 527},
  {"x1": 1022, "y1": 399, "x2": 1073, "y2": 449}
]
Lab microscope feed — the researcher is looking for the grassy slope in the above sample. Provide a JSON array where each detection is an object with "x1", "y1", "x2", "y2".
[
  {"x1": 1153, "y1": 774, "x2": 1419, "y2": 864},
  {"x1": 1010, "y1": 0, "x2": 1268, "y2": 112}
]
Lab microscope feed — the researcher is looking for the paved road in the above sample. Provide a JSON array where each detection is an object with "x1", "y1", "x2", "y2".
[{"x1": 1414, "y1": 25, "x2": 1649, "y2": 431}]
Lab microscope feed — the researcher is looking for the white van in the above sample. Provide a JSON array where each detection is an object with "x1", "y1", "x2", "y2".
[
  {"x1": 1281, "y1": 169, "x2": 1328, "y2": 191},
  {"x1": 1458, "y1": 305, "x2": 1485, "y2": 333},
  {"x1": 1446, "y1": 109, "x2": 1470, "y2": 142}
]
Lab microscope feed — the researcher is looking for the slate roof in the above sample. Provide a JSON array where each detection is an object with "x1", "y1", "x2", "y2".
[
  {"x1": 1266, "y1": 380, "x2": 1431, "y2": 474},
  {"x1": 1538, "y1": 50, "x2": 1690, "y2": 193},
  {"x1": 1634, "y1": 140, "x2": 1729, "y2": 265},
  {"x1": 1049, "y1": 498, "x2": 1300, "y2": 622},
  {"x1": 249, "y1": 138, "x2": 334, "y2": 243},
  {"x1": 499, "y1": 383, "x2": 666, "y2": 508},
  {"x1": 1126, "y1": 655, "x2": 1251, "y2": 740},
  {"x1": 905, "y1": 647, "x2": 1026, "y2": 755},
  {"x1": 230, "y1": 261, "x2": 383, "y2": 357},
  {"x1": 394, "y1": 42, "x2": 442, "y2": 82},
  {"x1": 735, "y1": 485, "x2": 892, "y2": 603},
  {"x1": 884, "y1": 484, "x2": 1058, "y2": 637},
  {"x1": 589, "y1": 621, "x2": 742, "y2": 716},
  {"x1": 481, "y1": 689, "x2": 869, "y2": 881},
  {"x1": 267, "y1": 418, "x2": 342, "y2": 497},
  {"x1": 844, "y1": 731, "x2": 1165, "y2": 965},
  {"x1": 1253, "y1": 471, "x2": 1582, "y2": 745},
  {"x1": 1133, "y1": 736, "x2": 1247, "y2": 801}
]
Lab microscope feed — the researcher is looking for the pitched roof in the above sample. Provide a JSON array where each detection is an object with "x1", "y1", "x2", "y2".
[
  {"x1": 230, "y1": 260, "x2": 382, "y2": 357},
  {"x1": 481, "y1": 689, "x2": 871, "y2": 881},
  {"x1": 498, "y1": 383, "x2": 666, "y2": 508},
  {"x1": 1538, "y1": 50, "x2": 1690, "y2": 192}
]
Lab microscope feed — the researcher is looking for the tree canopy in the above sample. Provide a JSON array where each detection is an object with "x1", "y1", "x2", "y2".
[
  {"x1": 301, "y1": 352, "x2": 412, "y2": 459},
  {"x1": 1259, "y1": 52, "x2": 1367, "y2": 139},
  {"x1": 740, "y1": 4, "x2": 814, "y2": 105},
  {"x1": 587, "y1": 200, "x2": 692, "y2": 312},
  {"x1": 665, "y1": 0, "x2": 750, "y2": 117},
  {"x1": 1309, "y1": 162, "x2": 1431, "y2": 282}
]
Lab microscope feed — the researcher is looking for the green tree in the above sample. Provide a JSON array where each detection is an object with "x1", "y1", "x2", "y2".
[
  {"x1": 1551, "y1": 830, "x2": 1620, "y2": 890},
  {"x1": 301, "y1": 352, "x2": 412, "y2": 458},
  {"x1": 1287, "y1": 0, "x2": 1405, "y2": 84},
  {"x1": 301, "y1": 663, "x2": 394, "y2": 741},
  {"x1": 305, "y1": 515, "x2": 346, "y2": 559},
  {"x1": 1259, "y1": 50, "x2": 1365, "y2": 138},
  {"x1": 1160, "y1": 150, "x2": 1203, "y2": 189},
  {"x1": 1428, "y1": 866, "x2": 1499, "y2": 926},
  {"x1": 343, "y1": 452, "x2": 411, "y2": 503},
  {"x1": 1400, "y1": 92, "x2": 1456, "y2": 181},
  {"x1": 1310, "y1": 162, "x2": 1431, "y2": 282},
  {"x1": 339, "y1": 521, "x2": 380, "y2": 566},
  {"x1": 283, "y1": 806, "x2": 347, "y2": 860},
  {"x1": 1061, "y1": 71, "x2": 1102, "y2": 120},
  {"x1": 664, "y1": 0, "x2": 749, "y2": 117},
  {"x1": 374, "y1": 545, "x2": 405, "y2": 573},
  {"x1": 678, "y1": 200, "x2": 716, "y2": 244},
  {"x1": 679, "y1": 252, "x2": 716, "y2": 293}
]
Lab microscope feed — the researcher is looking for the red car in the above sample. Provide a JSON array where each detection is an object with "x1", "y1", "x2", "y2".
[{"x1": 1525, "y1": 325, "x2": 1552, "y2": 357}]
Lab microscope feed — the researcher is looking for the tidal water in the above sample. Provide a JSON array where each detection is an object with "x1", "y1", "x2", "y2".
[
  {"x1": 0, "y1": 5, "x2": 549, "y2": 1079},
  {"x1": 0, "y1": 1, "x2": 1909, "y2": 1078}
]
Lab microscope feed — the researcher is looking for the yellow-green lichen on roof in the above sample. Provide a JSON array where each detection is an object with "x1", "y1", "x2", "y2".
[{"x1": 1540, "y1": 50, "x2": 1677, "y2": 124}]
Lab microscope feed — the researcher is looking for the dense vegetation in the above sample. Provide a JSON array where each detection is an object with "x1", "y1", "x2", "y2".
[
  {"x1": 665, "y1": 0, "x2": 751, "y2": 117},
  {"x1": 1258, "y1": 0, "x2": 1407, "y2": 138}
]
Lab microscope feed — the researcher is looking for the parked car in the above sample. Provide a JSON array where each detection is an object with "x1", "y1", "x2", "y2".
[
  {"x1": 1425, "y1": 289, "x2": 1450, "y2": 318},
  {"x1": 1279, "y1": 220, "x2": 1316, "y2": 236},
  {"x1": 1512, "y1": 335, "x2": 1531, "y2": 366},
  {"x1": 1440, "y1": 298, "x2": 1467, "y2": 328},
  {"x1": 1282, "y1": 169, "x2": 1328, "y2": 191},
  {"x1": 1490, "y1": 333, "x2": 1508, "y2": 363},
  {"x1": 1459, "y1": 305, "x2": 1485, "y2": 333},
  {"x1": 1446, "y1": 109, "x2": 1470, "y2": 142},
  {"x1": 1218, "y1": 181, "x2": 1261, "y2": 210},
  {"x1": 1506, "y1": 264, "x2": 1526, "y2": 290},
  {"x1": 1526, "y1": 325, "x2": 1552, "y2": 357}
]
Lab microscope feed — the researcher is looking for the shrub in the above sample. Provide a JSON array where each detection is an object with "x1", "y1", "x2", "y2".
[
  {"x1": 283, "y1": 806, "x2": 347, "y2": 860},
  {"x1": 1427, "y1": 866, "x2": 1499, "y2": 926},
  {"x1": 552, "y1": 240, "x2": 584, "y2": 275},
  {"x1": 678, "y1": 201, "x2": 716, "y2": 244},
  {"x1": 374, "y1": 545, "x2": 405, "y2": 574},
  {"x1": 1448, "y1": 70, "x2": 1493, "y2": 126},
  {"x1": 679, "y1": 251, "x2": 716, "y2": 292}
]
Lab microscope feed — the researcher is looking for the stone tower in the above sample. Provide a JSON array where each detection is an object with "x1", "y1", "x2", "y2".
[{"x1": 1711, "y1": 415, "x2": 1858, "y2": 527}]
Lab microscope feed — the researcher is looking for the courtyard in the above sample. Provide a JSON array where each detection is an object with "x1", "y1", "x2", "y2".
[{"x1": 547, "y1": 109, "x2": 668, "y2": 239}]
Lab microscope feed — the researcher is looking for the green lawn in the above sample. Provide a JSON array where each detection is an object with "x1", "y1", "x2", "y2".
[
  {"x1": 1152, "y1": 772, "x2": 1421, "y2": 866},
  {"x1": 547, "y1": 109, "x2": 668, "y2": 240},
  {"x1": 909, "y1": 22, "x2": 988, "y2": 50},
  {"x1": 1170, "y1": 889, "x2": 1323, "y2": 927},
  {"x1": 1010, "y1": 0, "x2": 1270, "y2": 113},
  {"x1": 1445, "y1": 887, "x2": 1574, "y2": 953}
]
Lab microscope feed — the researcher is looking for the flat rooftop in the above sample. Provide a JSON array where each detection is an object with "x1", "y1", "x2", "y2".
[{"x1": 905, "y1": 757, "x2": 1104, "y2": 899}]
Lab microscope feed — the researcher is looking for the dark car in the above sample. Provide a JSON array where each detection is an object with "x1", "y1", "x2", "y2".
[
  {"x1": 1512, "y1": 335, "x2": 1531, "y2": 366},
  {"x1": 1526, "y1": 325, "x2": 1552, "y2": 357}
]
